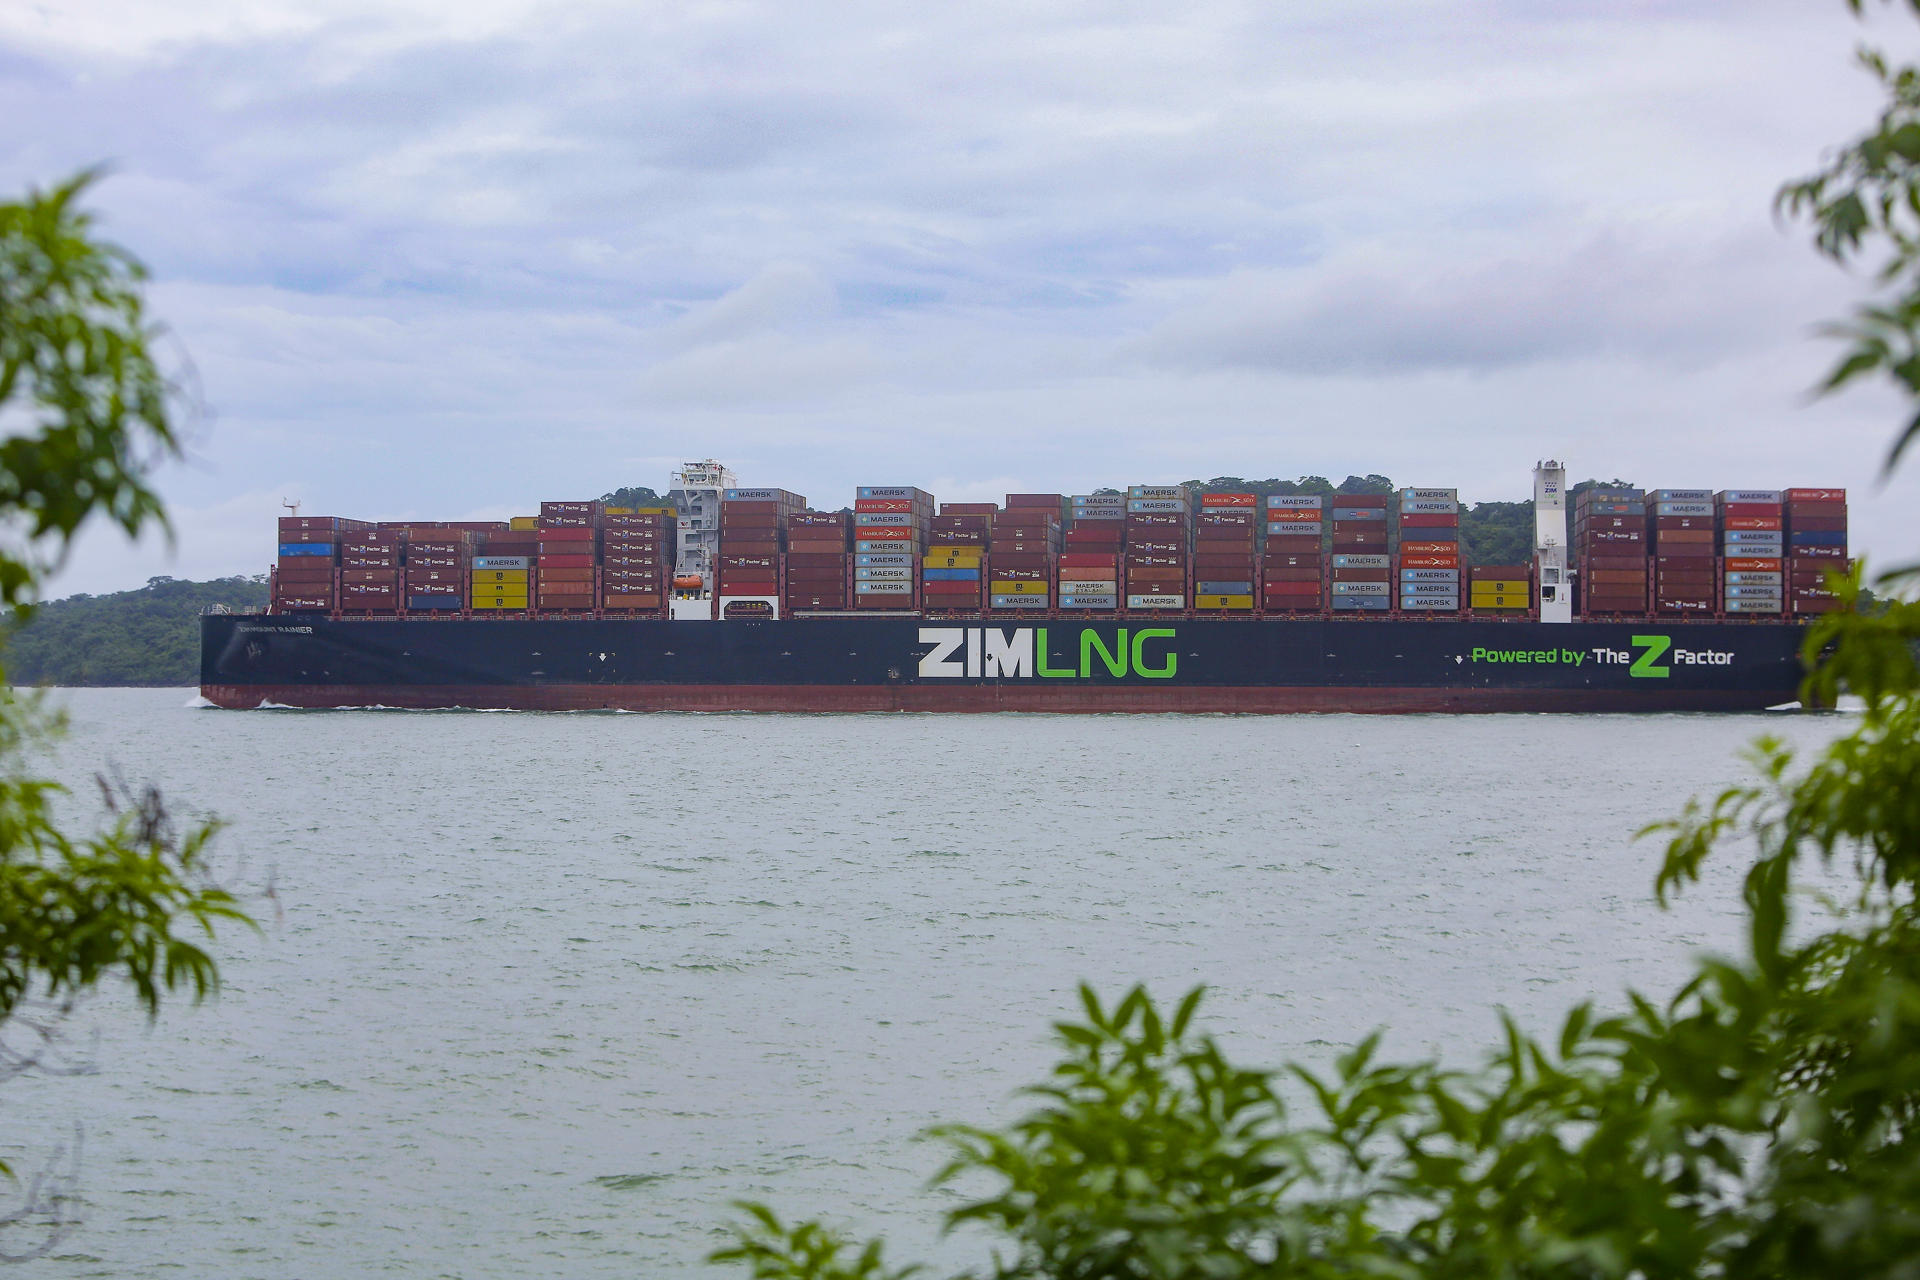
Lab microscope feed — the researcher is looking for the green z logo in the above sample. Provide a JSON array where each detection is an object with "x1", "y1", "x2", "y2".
[{"x1": 1629, "y1": 635, "x2": 1672, "y2": 679}]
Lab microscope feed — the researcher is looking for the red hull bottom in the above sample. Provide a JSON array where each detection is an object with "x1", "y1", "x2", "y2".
[{"x1": 200, "y1": 683, "x2": 1794, "y2": 714}]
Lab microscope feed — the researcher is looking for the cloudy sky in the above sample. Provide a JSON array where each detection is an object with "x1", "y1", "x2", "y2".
[{"x1": 4, "y1": 0, "x2": 1916, "y2": 595}]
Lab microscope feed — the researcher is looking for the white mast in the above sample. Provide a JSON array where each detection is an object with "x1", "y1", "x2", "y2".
[{"x1": 1533, "y1": 459, "x2": 1572, "y2": 623}]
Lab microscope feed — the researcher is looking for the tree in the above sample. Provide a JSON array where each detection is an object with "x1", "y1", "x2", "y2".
[
  {"x1": 712, "y1": 8, "x2": 1920, "y2": 1277},
  {"x1": 0, "y1": 171, "x2": 251, "y2": 1257}
]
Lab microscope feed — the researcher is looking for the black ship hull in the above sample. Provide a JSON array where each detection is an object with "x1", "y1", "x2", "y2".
[{"x1": 199, "y1": 615, "x2": 1813, "y2": 713}]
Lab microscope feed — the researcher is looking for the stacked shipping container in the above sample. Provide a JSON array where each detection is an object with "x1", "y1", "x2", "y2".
[
  {"x1": 1194, "y1": 494, "x2": 1257, "y2": 611},
  {"x1": 719, "y1": 488, "x2": 803, "y2": 613},
  {"x1": 339, "y1": 528, "x2": 401, "y2": 613},
  {"x1": 1574, "y1": 487, "x2": 1647, "y2": 615},
  {"x1": 1125, "y1": 486, "x2": 1189, "y2": 611},
  {"x1": 1062, "y1": 495, "x2": 1124, "y2": 610},
  {"x1": 1330, "y1": 494, "x2": 1389, "y2": 612},
  {"x1": 785, "y1": 511, "x2": 852, "y2": 612},
  {"x1": 1717, "y1": 490, "x2": 1785, "y2": 616},
  {"x1": 1787, "y1": 487, "x2": 1849, "y2": 615},
  {"x1": 535, "y1": 502, "x2": 599, "y2": 612},
  {"x1": 923, "y1": 503, "x2": 992, "y2": 613},
  {"x1": 992, "y1": 494, "x2": 1062, "y2": 611},
  {"x1": 275, "y1": 516, "x2": 361, "y2": 611},
  {"x1": 1396, "y1": 488, "x2": 1461, "y2": 613},
  {"x1": 1649, "y1": 489, "x2": 1716, "y2": 615},
  {"x1": 602, "y1": 509, "x2": 674, "y2": 612},
  {"x1": 856, "y1": 486, "x2": 930, "y2": 610},
  {"x1": 1262, "y1": 495, "x2": 1325, "y2": 613},
  {"x1": 1468, "y1": 565, "x2": 1532, "y2": 614}
]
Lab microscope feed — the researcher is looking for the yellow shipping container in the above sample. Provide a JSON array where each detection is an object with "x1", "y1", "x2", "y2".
[
  {"x1": 989, "y1": 580, "x2": 1047, "y2": 594},
  {"x1": 927, "y1": 555, "x2": 983, "y2": 569},
  {"x1": 630, "y1": 506, "x2": 677, "y2": 517},
  {"x1": 509, "y1": 516, "x2": 538, "y2": 531},
  {"x1": 472, "y1": 589, "x2": 530, "y2": 602},
  {"x1": 1195, "y1": 594, "x2": 1255, "y2": 609},
  {"x1": 471, "y1": 569, "x2": 529, "y2": 584},
  {"x1": 471, "y1": 599, "x2": 529, "y2": 610},
  {"x1": 1469, "y1": 580, "x2": 1529, "y2": 595},
  {"x1": 604, "y1": 506, "x2": 634, "y2": 516},
  {"x1": 1469, "y1": 594, "x2": 1529, "y2": 609}
]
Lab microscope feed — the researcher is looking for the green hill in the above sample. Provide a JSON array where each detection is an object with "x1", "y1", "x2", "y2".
[{"x1": 3, "y1": 576, "x2": 269, "y2": 687}]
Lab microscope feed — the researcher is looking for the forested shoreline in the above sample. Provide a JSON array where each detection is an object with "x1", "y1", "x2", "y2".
[{"x1": 2, "y1": 576, "x2": 268, "y2": 687}]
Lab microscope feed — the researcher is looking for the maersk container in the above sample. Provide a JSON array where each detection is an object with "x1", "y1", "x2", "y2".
[
  {"x1": 1127, "y1": 593, "x2": 1185, "y2": 608},
  {"x1": 1058, "y1": 579, "x2": 1116, "y2": 593},
  {"x1": 1399, "y1": 596, "x2": 1460, "y2": 611},
  {"x1": 1654, "y1": 489, "x2": 1713, "y2": 502},
  {"x1": 855, "y1": 568, "x2": 913, "y2": 582},
  {"x1": 1656, "y1": 501, "x2": 1714, "y2": 517},
  {"x1": 1331, "y1": 554, "x2": 1388, "y2": 569},
  {"x1": 1725, "y1": 584, "x2": 1784, "y2": 599},
  {"x1": 1721, "y1": 489, "x2": 1784, "y2": 504},
  {"x1": 1400, "y1": 586, "x2": 1460, "y2": 601},
  {"x1": 278, "y1": 542, "x2": 335, "y2": 557},
  {"x1": 1266, "y1": 495, "x2": 1324, "y2": 509},
  {"x1": 1128, "y1": 486, "x2": 1184, "y2": 500},
  {"x1": 1399, "y1": 568, "x2": 1460, "y2": 582},
  {"x1": 855, "y1": 540, "x2": 915, "y2": 553},
  {"x1": 1128, "y1": 499, "x2": 1188, "y2": 513},
  {"x1": 856, "y1": 554, "x2": 915, "y2": 567},
  {"x1": 990, "y1": 594, "x2": 1048, "y2": 609},
  {"x1": 1059, "y1": 594, "x2": 1117, "y2": 608},
  {"x1": 1399, "y1": 488, "x2": 1458, "y2": 501},
  {"x1": 1724, "y1": 571, "x2": 1784, "y2": 585},
  {"x1": 854, "y1": 512, "x2": 916, "y2": 527},
  {"x1": 474, "y1": 555, "x2": 533, "y2": 569},
  {"x1": 1266, "y1": 521, "x2": 1324, "y2": 536},
  {"x1": 1726, "y1": 599, "x2": 1783, "y2": 613},
  {"x1": 1331, "y1": 596, "x2": 1390, "y2": 610},
  {"x1": 854, "y1": 581, "x2": 912, "y2": 593},
  {"x1": 857, "y1": 486, "x2": 926, "y2": 501},
  {"x1": 1399, "y1": 500, "x2": 1459, "y2": 514},
  {"x1": 1332, "y1": 581, "x2": 1389, "y2": 596}
]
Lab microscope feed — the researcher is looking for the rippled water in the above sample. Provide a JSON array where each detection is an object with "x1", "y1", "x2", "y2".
[{"x1": 2, "y1": 692, "x2": 1854, "y2": 1277}]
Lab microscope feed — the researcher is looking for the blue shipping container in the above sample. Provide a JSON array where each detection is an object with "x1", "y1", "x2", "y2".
[
  {"x1": 278, "y1": 542, "x2": 334, "y2": 557},
  {"x1": 922, "y1": 568, "x2": 980, "y2": 581},
  {"x1": 1789, "y1": 530, "x2": 1848, "y2": 547},
  {"x1": 408, "y1": 595, "x2": 461, "y2": 610}
]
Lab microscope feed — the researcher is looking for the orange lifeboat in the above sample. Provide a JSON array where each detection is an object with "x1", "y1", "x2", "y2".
[{"x1": 673, "y1": 574, "x2": 704, "y2": 592}]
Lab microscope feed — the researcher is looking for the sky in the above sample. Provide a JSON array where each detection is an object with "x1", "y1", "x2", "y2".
[{"x1": 3, "y1": 0, "x2": 1917, "y2": 595}]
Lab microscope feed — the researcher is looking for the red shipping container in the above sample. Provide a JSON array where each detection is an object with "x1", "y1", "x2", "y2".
[
  {"x1": 1399, "y1": 555, "x2": 1459, "y2": 568},
  {"x1": 1264, "y1": 536, "x2": 1322, "y2": 554},
  {"x1": 1398, "y1": 513, "x2": 1460, "y2": 528},
  {"x1": 855, "y1": 498, "x2": 913, "y2": 512},
  {"x1": 1785, "y1": 488, "x2": 1846, "y2": 503},
  {"x1": 1059, "y1": 552, "x2": 1118, "y2": 567},
  {"x1": 1721, "y1": 503, "x2": 1783, "y2": 518},
  {"x1": 1262, "y1": 581, "x2": 1322, "y2": 596},
  {"x1": 1263, "y1": 568, "x2": 1321, "y2": 582},
  {"x1": 1201, "y1": 493, "x2": 1257, "y2": 507}
]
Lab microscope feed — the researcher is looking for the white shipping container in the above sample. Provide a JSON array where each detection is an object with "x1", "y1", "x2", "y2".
[
  {"x1": 1128, "y1": 486, "x2": 1185, "y2": 500},
  {"x1": 1721, "y1": 490, "x2": 1783, "y2": 504},
  {"x1": 853, "y1": 512, "x2": 917, "y2": 527},
  {"x1": 1399, "y1": 596, "x2": 1460, "y2": 610},
  {"x1": 1726, "y1": 599, "x2": 1783, "y2": 612},
  {"x1": 854, "y1": 581, "x2": 914, "y2": 593},
  {"x1": 473, "y1": 556, "x2": 533, "y2": 569},
  {"x1": 1059, "y1": 594, "x2": 1118, "y2": 608},
  {"x1": 1332, "y1": 581, "x2": 1390, "y2": 595},
  {"x1": 1330, "y1": 554, "x2": 1388, "y2": 568},
  {"x1": 1057, "y1": 579, "x2": 1117, "y2": 593},
  {"x1": 1126, "y1": 593, "x2": 1185, "y2": 608},
  {"x1": 1399, "y1": 500, "x2": 1460, "y2": 514},
  {"x1": 1266, "y1": 495, "x2": 1325, "y2": 509},
  {"x1": 1128, "y1": 499, "x2": 1188, "y2": 513},
  {"x1": 989, "y1": 594, "x2": 1049, "y2": 608},
  {"x1": 1654, "y1": 489, "x2": 1713, "y2": 501},
  {"x1": 1266, "y1": 522, "x2": 1325, "y2": 536},
  {"x1": 854, "y1": 554, "x2": 914, "y2": 567},
  {"x1": 1656, "y1": 502, "x2": 1714, "y2": 517},
  {"x1": 1399, "y1": 488, "x2": 1458, "y2": 501}
]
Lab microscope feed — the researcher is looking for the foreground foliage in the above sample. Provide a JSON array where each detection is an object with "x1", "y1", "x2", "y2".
[
  {"x1": 713, "y1": 7, "x2": 1920, "y2": 1276},
  {"x1": 2, "y1": 575, "x2": 268, "y2": 687},
  {"x1": 0, "y1": 172, "x2": 250, "y2": 1253}
]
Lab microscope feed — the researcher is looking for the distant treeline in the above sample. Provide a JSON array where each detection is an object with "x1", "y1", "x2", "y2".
[{"x1": 3, "y1": 575, "x2": 269, "y2": 687}]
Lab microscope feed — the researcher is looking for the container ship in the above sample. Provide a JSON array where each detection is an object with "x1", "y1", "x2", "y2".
[{"x1": 199, "y1": 463, "x2": 1845, "y2": 713}]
